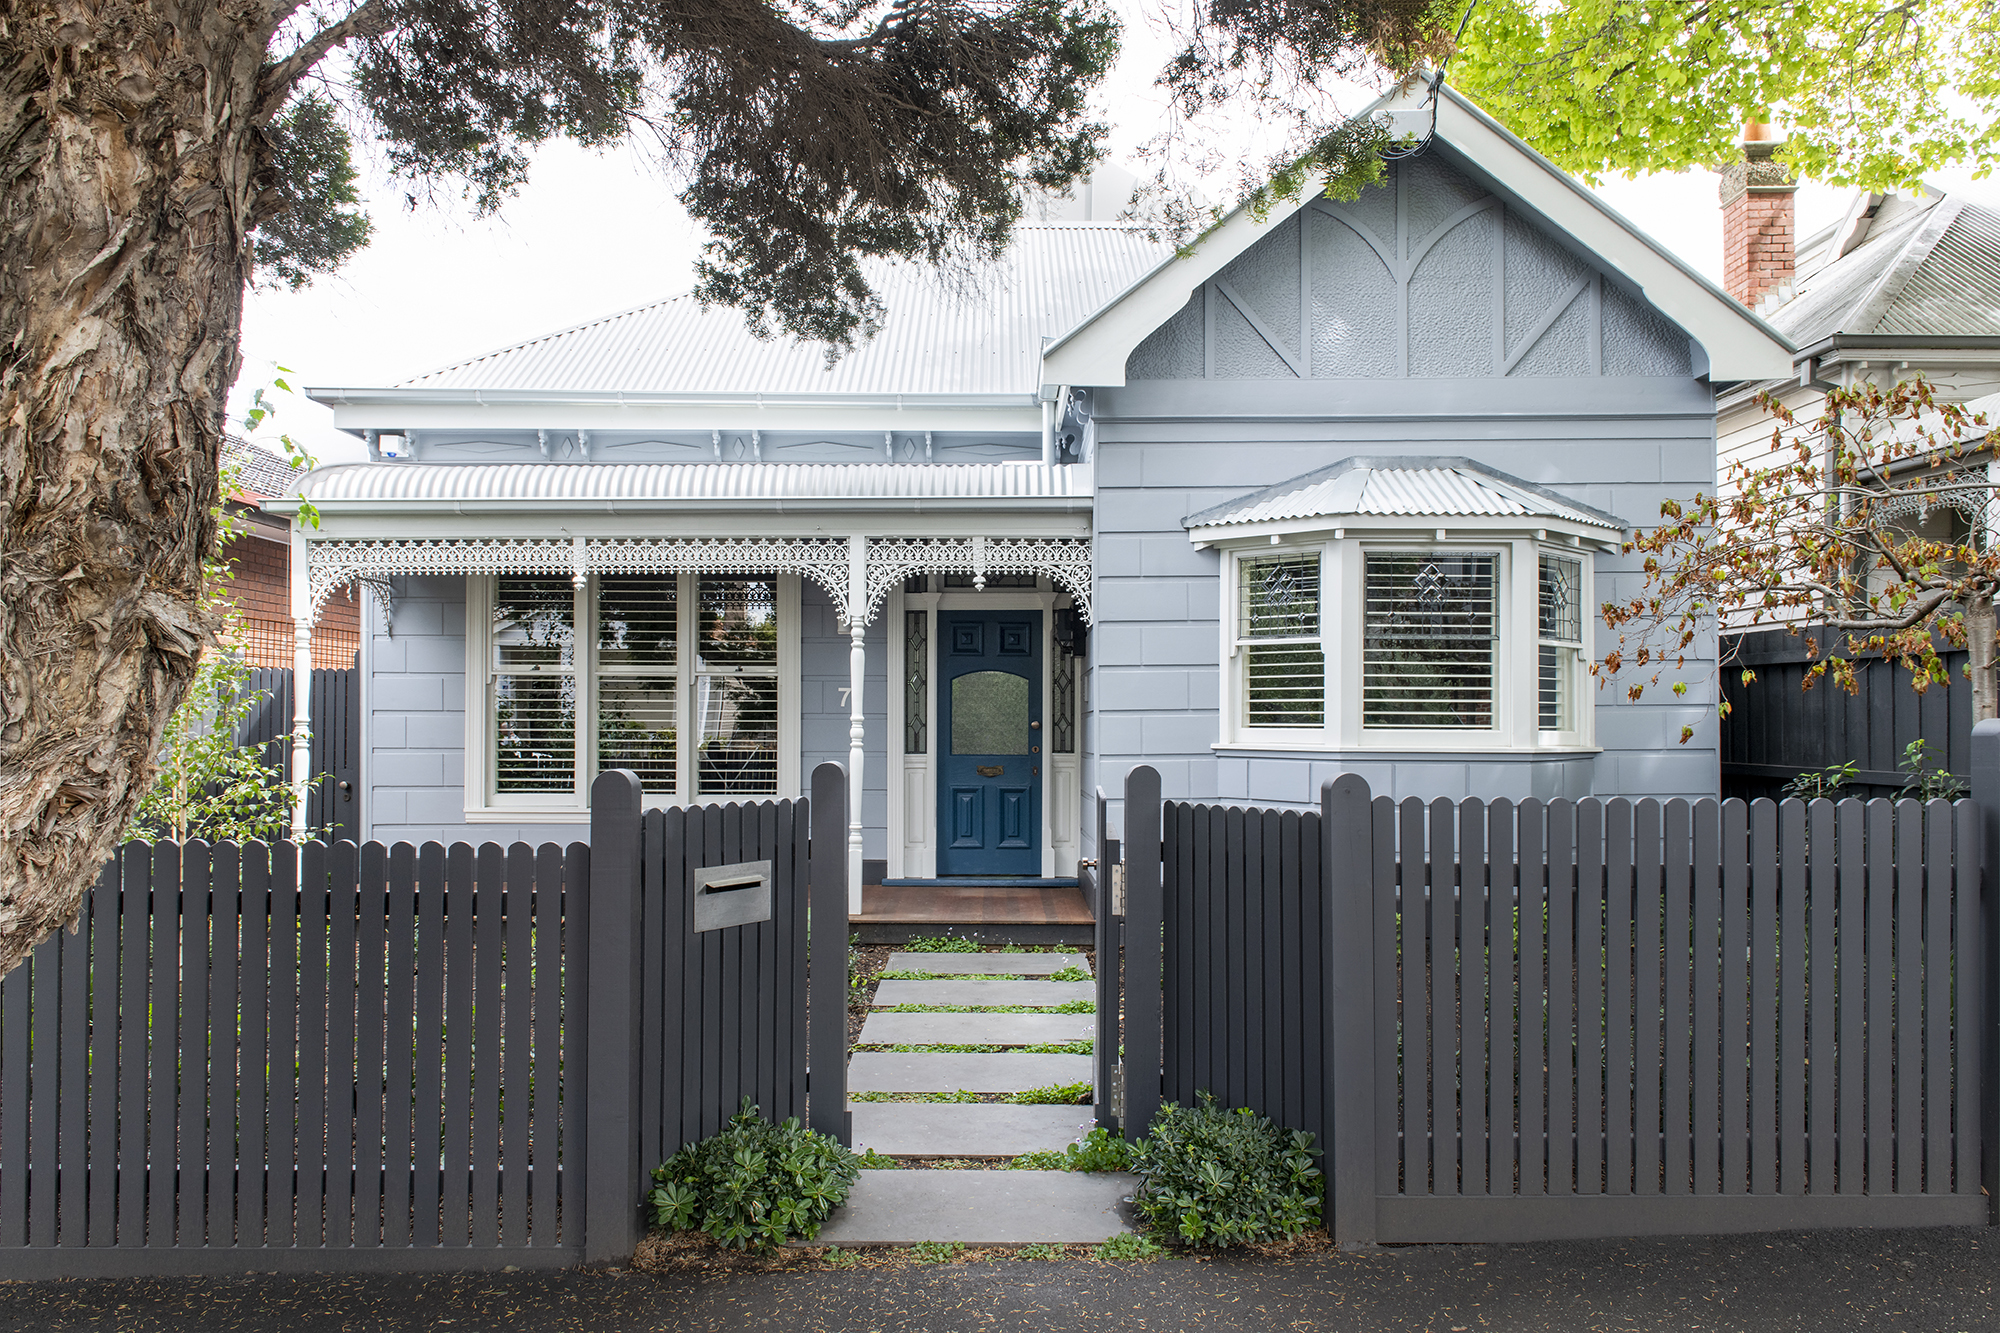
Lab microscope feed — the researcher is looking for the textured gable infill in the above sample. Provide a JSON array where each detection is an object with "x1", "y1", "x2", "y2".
[{"x1": 1181, "y1": 455, "x2": 1626, "y2": 532}]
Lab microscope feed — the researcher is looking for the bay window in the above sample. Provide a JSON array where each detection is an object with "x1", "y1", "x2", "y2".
[{"x1": 473, "y1": 573, "x2": 797, "y2": 815}]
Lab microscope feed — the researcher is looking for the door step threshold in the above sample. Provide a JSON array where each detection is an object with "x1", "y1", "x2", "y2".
[
  {"x1": 880, "y1": 878, "x2": 1080, "y2": 888},
  {"x1": 853, "y1": 922, "x2": 1094, "y2": 948}
]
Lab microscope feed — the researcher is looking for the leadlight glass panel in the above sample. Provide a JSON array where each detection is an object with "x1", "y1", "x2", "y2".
[
  {"x1": 1539, "y1": 554, "x2": 1583, "y2": 732},
  {"x1": 1051, "y1": 649, "x2": 1076, "y2": 753},
  {"x1": 905, "y1": 610, "x2": 928, "y2": 754},
  {"x1": 951, "y1": 671, "x2": 1032, "y2": 754},
  {"x1": 1362, "y1": 552, "x2": 1499, "y2": 729},
  {"x1": 1237, "y1": 553, "x2": 1324, "y2": 728}
]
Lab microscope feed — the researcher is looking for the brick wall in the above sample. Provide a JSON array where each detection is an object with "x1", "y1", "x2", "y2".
[
  {"x1": 221, "y1": 530, "x2": 360, "y2": 669},
  {"x1": 1718, "y1": 142, "x2": 1797, "y2": 310}
]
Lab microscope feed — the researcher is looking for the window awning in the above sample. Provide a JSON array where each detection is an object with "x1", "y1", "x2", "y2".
[{"x1": 1184, "y1": 456, "x2": 1627, "y2": 545}]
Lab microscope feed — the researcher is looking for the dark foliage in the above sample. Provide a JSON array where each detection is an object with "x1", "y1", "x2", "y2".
[
  {"x1": 646, "y1": 1098, "x2": 858, "y2": 1250},
  {"x1": 255, "y1": 93, "x2": 374, "y2": 290},
  {"x1": 1129, "y1": 1092, "x2": 1323, "y2": 1248}
]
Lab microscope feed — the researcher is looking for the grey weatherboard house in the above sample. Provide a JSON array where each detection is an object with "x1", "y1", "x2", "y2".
[{"x1": 272, "y1": 84, "x2": 1794, "y2": 900}]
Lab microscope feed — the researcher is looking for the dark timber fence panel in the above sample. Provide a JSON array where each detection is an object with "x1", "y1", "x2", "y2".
[
  {"x1": 0, "y1": 837, "x2": 589, "y2": 1276},
  {"x1": 1137, "y1": 751, "x2": 1998, "y2": 1246},
  {"x1": 240, "y1": 663, "x2": 361, "y2": 842},
  {"x1": 1720, "y1": 627, "x2": 1970, "y2": 800}
]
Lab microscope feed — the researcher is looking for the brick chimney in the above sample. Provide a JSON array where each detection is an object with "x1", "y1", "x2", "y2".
[{"x1": 1719, "y1": 122, "x2": 1797, "y2": 310}]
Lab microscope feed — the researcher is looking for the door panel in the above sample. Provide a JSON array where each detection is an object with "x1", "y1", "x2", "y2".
[{"x1": 937, "y1": 611, "x2": 1041, "y2": 876}]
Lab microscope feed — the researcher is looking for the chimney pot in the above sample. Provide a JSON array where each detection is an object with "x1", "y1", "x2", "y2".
[{"x1": 1719, "y1": 130, "x2": 1796, "y2": 310}]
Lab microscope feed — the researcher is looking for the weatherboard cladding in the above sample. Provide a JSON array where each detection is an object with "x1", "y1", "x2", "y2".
[
  {"x1": 1182, "y1": 459, "x2": 1626, "y2": 533},
  {"x1": 298, "y1": 461, "x2": 1093, "y2": 505},
  {"x1": 397, "y1": 225, "x2": 1170, "y2": 399}
]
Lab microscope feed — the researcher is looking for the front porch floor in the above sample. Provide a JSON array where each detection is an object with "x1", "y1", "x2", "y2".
[{"x1": 851, "y1": 882, "x2": 1093, "y2": 947}]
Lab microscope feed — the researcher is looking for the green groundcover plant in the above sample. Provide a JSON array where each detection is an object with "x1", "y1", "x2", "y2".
[
  {"x1": 647, "y1": 1098, "x2": 859, "y2": 1251},
  {"x1": 1129, "y1": 1092, "x2": 1322, "y2": 1248}
]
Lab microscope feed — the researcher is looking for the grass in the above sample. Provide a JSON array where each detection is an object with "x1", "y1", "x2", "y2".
[
  {"x1": 878, "y1": 969, "x2": 1027, "y2": 981},
  {"x1": 902, "y1": 936, "x2": 981, "y2": 954},
  {"x1": 1005, "y1": 1080, "x2": 1092, "y2": 1105}
]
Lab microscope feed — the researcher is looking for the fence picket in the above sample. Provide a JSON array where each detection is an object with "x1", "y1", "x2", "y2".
[
  {"x1": 531, "y1": 843, "x2": 566, "y2": 1245},
  {"x1": 1260, "y1": 810, "x2": 1285, "y2": 1133},
  {"x1": 1864, "y1": 801, "x2": 1894, "y2": 1195},
  {"x1": 325, "y1": 842, "x2": 360, "y2": 1247},
  {"x1": 1922, "y1": 801, "x2": 1952, "y2": 1194},
  {"x1": 147, "y1": 843, "x2": 180, "y2": 1246},
  {"x1": 1370, "y1": 799, "x2": 1398, "y2": 1197},
  {"x1": 1518, "y1": 800, "x2": 1547, "y2": 1198},
  {"x1": 1778, "y1": 800, "x2": 1807, "y2": 1197},
  {"x1": 270, "y1": 843, "x2": 302, "y2": 1248},
  {"x1": 1951, "y1": 801, "x2": 1980, "y2": 1199},
  {"x1": 1836, "y1": 801, "x2": 1865, "y2": 1194},
  {"x1": 1805, "y1": 801, "x2": 1835, "y2": 1196},
  {"x1": 1894, "y1": 801, "x2": 1922, "y2": 1194},
  {"x1": 208, "y1": 845, "x2": 242, "y2": 1247},
  {"x1": 1720, "y1": 801, "x2": 1749, "y2": 1195},
  {"x1": 1546, "y1": 800, "x2": 1575, "y2": 1198},
  {"x1": 27, "y1": 923, "x2": 59, "y2": 1247},
  {"x1": 441, "y1": 844, "x2": 476, "y2": 1243},
  {"x1": 413, "y1": 843, "x2": 447, "y2": 1246},
  {"x1": 1633, "y1": 800, "x2": 1662, "y2": 1197},
  {"x1": 1398, "y1": 798, "x2": 1427, "y2": 1196},
  {"x1": 383, "y1": 844, "x2": 418, "y2": 1248},
  {"x1": 1576, "y1": 801, "x2": 1604, "y2": 1197},
  {"x1": 240, "y1": 845, "x2": 272, "y2": 1248},
  {"x1": 503, "y1": 843, "x2": 535, "y2": 1246},
  {"x1": 1487, "y1": 800, "x2": 1515, "y2": 1199},
  {"x1": 117, "y1": 843, "x2": 151, "y2": 1246},
  {"x1": 87, "y1": 868, "x2": 118, "y2": 1246},
  {"x1": 1460, "y1": 799, "x2": 1487, "y2": 1197},
  {"x1": 1605, "y1": 800, "x2": 1633, "y2": 1197},
  {"x1": 471, "y1": 844, "x2": 505, "y2": 1249},
  {"x1": 1662, "y1": 802, "x2": 1692, "y2": 1196},
  {"x1": 1429, "y1": 798, "x2": 1457, "y2": 1197},
  {"x1": 354, "y1": 844, "x2": 389, "y2": 1247},
  {"x1": 176, "y1": 843, "x2": 211, "y2": 1247},
  {"x1": 0, "y1": 925, "x2": 30, "y2": 1247}
]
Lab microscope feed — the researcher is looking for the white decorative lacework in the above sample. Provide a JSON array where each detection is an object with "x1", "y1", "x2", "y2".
[
  {"x1": 304, "y1": 536, "x2": 854, "y2": 620},
  {"x1": 862, "y1": 537, "x2": 1091, "y2": 625}
]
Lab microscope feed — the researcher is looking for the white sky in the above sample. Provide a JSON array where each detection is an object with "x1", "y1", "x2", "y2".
[{"x1": 234, "y1": 8, "x2": 2000, "y2": 465}]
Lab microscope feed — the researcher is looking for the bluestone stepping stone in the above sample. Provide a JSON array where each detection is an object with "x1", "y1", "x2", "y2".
[
  {"x1": 847, "y1": 1051, "x2": 1092, "y2": 1093},
  {"x1": 855, "y1": 1011, "x2": 1094, "y2": 1047},
  {"x1": 850, "y1": 1103, "x2": 1096, "y2": 1157},
  {"x1": 809, "y1": 1170, "x2": 1137, "y2": 1245},
  {"x1": 874, "y1": 979, "x2": 1096, "y2": 1007},
  {"x1": 884, "y1": 952, "x2": 1089, "y2": 976}
]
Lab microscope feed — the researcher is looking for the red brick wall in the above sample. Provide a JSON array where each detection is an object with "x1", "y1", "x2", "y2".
[{"x1": 221, "y1": 532, "x2": 361, "y2": 669}]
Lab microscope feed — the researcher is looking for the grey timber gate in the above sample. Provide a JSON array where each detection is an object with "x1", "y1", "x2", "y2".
[{"x1": 0, "y1": 766, "x2": 851, "y2": 1278}]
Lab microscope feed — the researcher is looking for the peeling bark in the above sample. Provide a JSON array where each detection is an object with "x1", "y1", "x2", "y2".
[
  {"x1": 1970, "y1": 592, "x2": 1997, "y2": 724},
  {"x1": 0, "y1": 2, "x2": 280, "y2": 975}
]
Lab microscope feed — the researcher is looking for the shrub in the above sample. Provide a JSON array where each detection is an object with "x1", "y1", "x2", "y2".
[
  {"x1": 1006, "y1": 1080, "x2": 1092, "y2": 1104},
  {"x1": 1129, "y1": 1092, "x2": 1322, "y2": 1248},
  {"x1": 647, "y1": 1098, "x2": 858, "y2": 1250},
  {"x1": 1008, "y1": 1127, "x2": 1133, "y2": 1173}
]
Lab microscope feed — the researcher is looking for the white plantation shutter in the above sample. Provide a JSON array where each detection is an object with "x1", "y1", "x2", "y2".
[
  {"x1": 1362, "y1": 552, "x2": 1499, "y2": 729},
  {"x1": 1237, "y1": 553, "x2": 1324, "y2": 728},
  {"x1": 492, "y1": 576, "x2": 579, "y2": 793},
  {"x1": 595, "y1": 576, "x2": 679, "y2": 794},
  {"x1": 695, "y1": 576, "x2": 780, "y2": 795}
]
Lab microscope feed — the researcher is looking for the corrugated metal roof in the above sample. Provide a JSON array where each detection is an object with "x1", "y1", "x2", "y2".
[
  {"x1": 1184, "y1": 457, "x2": 1625, "y2": 532},
  {"x1": 1770, "y1": 194, "x2": 2000, "y2": 345},
  {"x1": 397, "y1": 225, "x2": 1171, "y2": 399},
  {"x1": 296, "y1": 460, "x2": 1091, "y2": 505}
]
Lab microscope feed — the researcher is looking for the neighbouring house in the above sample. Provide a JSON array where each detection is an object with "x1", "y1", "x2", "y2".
[
  {"x1": 1708, "y1": 130, "x2": 2000, "y2": 795},
  {"x1": 220, "y1": 435, "x2": 360, "y2": 670},
  {"x1": 266, "y1": 83, "x2": 1792, "y2": 900}
]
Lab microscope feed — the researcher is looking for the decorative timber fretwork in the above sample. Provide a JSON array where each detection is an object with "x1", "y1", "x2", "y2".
[
  {"x1": 300, "y1": 534, "x2": 1091, "y2": 629},
  {"x1": 303, "y1": 536, "x2": 854, "y2": 623},
  {"x1": 862, "y1": 537, "x2": 1092, "y2": 625}
]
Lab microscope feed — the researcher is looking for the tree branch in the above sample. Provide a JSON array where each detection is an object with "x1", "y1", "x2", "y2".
[{"x1": 259, "y1": 0, "x2": 395, "y2": 116}]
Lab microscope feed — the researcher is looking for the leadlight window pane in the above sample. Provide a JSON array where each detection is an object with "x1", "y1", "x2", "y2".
[
  {"x1": 1051, "y1": 649, "x2": 1077, "y2": 753},
  {"x1": 697, "y1": 576, "x2": 778, "y2": 667},
  {"x1": 1239, "y1": 554, "x2": 1320, "y2": 639},
  {"x1": 493, "y1": 576, "x2": 575, "y2": 668},
  {"x1": 597, "y1": 677, "x2": 678, "y2": 792},
  {"x1": 905, "y1": 611, "x2": 928, "y2": 754},
  {"x1": 1238, "y1": 553, "x2": 1323, "y2": 728},
  {"x1": 1363, "y1": 552, "x2": 1499, "y2": 729},
  {"x1": 1539, "y1": 554, "x2": 1583, "y2": 731},
  {"x1": 597, "y1": 576, "x2": 677, "y2": 667},
  {"x1": 696, "y1": 675, "x2": 778, "y2": 795},
  {"x1": 495, "y1": 673, "x2": 576, "y2": 792}
]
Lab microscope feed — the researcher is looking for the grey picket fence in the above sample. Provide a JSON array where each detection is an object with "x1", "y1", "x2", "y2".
[
  {"x1": 1119, "y1": 745, "x2": 1999, "y2": 1246},
  {"x1": 0, "y1": 766, "x2": 851, "y2": 1278}
]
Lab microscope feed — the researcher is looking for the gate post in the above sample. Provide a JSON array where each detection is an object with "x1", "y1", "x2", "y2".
[
  {"x1": 1972, "y1": 720, "x2": 2000, "y2": 1218},
  {"x1": 1323, "y1": 775, "x2": 1378, "y2": 1246},
  {"x1": 583, "y1": 768, "x2": 646, "y2": 1264},
  {"x1": 1122, "y1": 766, "x2": 1163, "y2": 1141},
  {"x1": 809, "y1": 762, "x2": 852, "y2": 1145}
]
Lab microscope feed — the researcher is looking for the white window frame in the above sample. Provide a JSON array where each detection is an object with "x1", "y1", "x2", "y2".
[
  {"x1": 1215, "y1": 528, "x2": 1600, "y2": 754},
  {"x1": 465, "y1": 573, "x2": 800, "y2": 819}
]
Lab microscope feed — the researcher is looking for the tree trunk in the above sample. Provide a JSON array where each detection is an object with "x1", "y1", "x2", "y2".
[
  {"x1": 0, "y1": 5, "x2": 275, "y2": 976},
  {"x1": 1971, "y1": 592, "x2": 1998, "y2": 723}
]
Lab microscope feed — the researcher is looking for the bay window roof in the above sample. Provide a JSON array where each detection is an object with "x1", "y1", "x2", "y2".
[{"x1": 1184, "y1": 456, "x2": 1626, "y2": 546}]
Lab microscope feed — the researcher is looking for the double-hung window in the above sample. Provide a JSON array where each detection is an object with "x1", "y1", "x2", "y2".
[
  {"x1": 476, "y1": 573, "x2": 795, "y2": 815},
  {"x1": 1237, "y1": 552, "x2": 1325, "y2": 730},
  {"x1": 1362, "y1": 551, "x2": 1500, "y2": 730},
  {"x1": 1537, "y1": 553, "x2": 1584, "y2": 736}
]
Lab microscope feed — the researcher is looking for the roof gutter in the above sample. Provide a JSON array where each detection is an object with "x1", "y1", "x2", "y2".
[
  {"x1": 265, "y1": 494, "x2": 1094, "y2": 519},
  {"x1": 304, "y1": 386, "x2": 1040, "y2": 412}
]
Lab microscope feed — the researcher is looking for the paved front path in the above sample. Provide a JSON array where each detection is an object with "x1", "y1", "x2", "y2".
[{"x1": 4, "y1": 1226, "x2": 1991, "y2": 1332}]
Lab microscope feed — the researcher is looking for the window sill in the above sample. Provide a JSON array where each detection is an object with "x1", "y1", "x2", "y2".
[
  {"x1": 1213, "y1": 742, "x2": 1602, "y2": 759},
  {"x1": 463, "y1": 807, "x2": 591, "y2": 823}
]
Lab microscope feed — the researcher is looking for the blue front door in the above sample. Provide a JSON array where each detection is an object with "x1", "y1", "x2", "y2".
[{"x1": 937, "y1": 611, "x2": 1041, "y2": 877}]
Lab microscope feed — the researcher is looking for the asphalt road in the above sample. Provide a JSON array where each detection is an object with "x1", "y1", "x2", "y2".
[{"x1": 0, "y1": 1226, "x2": 1992, "y2": 1333}]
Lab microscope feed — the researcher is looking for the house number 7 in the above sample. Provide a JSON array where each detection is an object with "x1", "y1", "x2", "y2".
[{"x1": 838, "y1": 688, "x2": 852, "y2": 707}]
